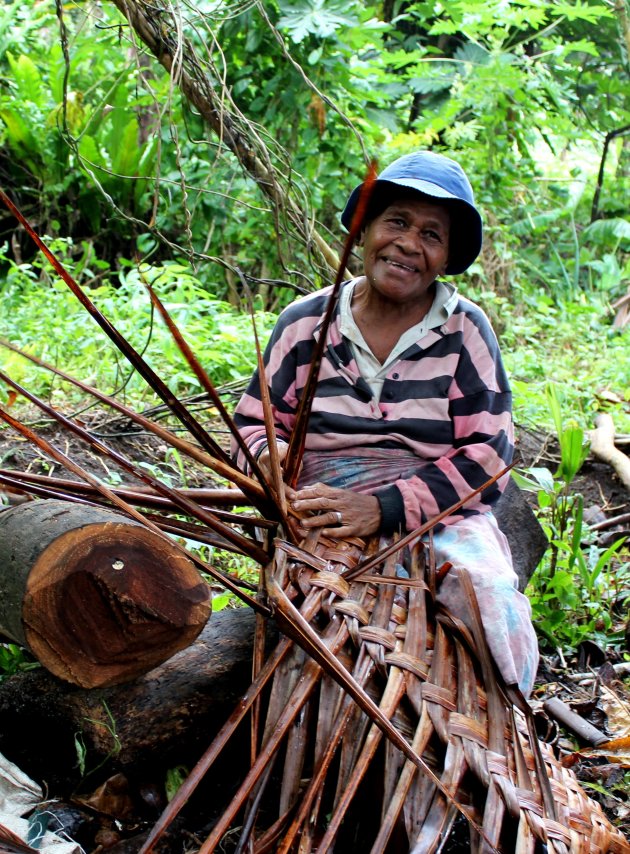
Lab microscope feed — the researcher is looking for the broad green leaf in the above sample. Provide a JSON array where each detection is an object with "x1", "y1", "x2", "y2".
[
  {"x1": 211, "y1": 592, "x2": 233, "y2": 611},
  {"x1": 522, "y1": 466, "x2": 556, "y2": 493},
  {"x1": 0, "y1": 107, "x2": 37, "y2": 151},
  {"x1": 78, "y1": 133, "x2": 105, "y2": 168},
  {"x1": 6, "y1": 52, "x2": 43, "y2": 105},
  {"x1": 582, "y1": 218, "x2": 630, "y2": 250},
  {"x1": 559, "y1": 425, "x2": 589, "y2": 484},
  {"x1": 545, "y1": 383, "x2": 564, "y2": 443},
  {"x1": 111, "y1": 117, "x2": 141, "y2": 177},
  {"x1": 278, "y1": 0, "x2": 359, "y2": 42},
  {"x1": 453, "y1": 42, "x2": 490, "y2": 65}
]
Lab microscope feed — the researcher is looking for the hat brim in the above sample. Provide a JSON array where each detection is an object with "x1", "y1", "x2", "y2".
[{"x1": 341, "y1": 178, "x2": 482, "y2": 275}]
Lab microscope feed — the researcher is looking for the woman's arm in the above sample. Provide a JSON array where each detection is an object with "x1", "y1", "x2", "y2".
[
  {"x1": 231, "y1": 294, "x2": 325, "y2": 472},
  {"x1": 373, "y1": 308, "x2": 514, "y2": 533}
]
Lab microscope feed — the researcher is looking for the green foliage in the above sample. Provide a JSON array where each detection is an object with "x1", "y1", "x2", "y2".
[
  {"x1": 0, "y1": 1, "x2": 160, "y2": 253},
  {"x1": 74, "y1": 702, "x2": 121, "y2": 781},
  {"x1": 501, "y1": 292, "x2": 630, "y2": 436},
  {"x1": 514, "y1": 384, "x2": 629, "y2": 652},
  {"x1": 1, "y1": 0, "x2": 627, "y2": 309},
  {"x1": 206, "y1": 545, "x2": 261, "y2": 611},
  {"x1": 0, "y1": 243, "x2": 277, "y2": 406},
  {"x1": 165, "y1": 765, "x2": 189, "y2": 801},
  {"x1": 0, "y1": 642, "x2": 39, "y2": 681}
]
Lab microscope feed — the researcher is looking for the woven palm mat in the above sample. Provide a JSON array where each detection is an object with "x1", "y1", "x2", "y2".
[{"x1": 153, "y1": 532, "x2": 629, "y2": 854}]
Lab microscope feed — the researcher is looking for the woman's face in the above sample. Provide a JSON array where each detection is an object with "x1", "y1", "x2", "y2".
[{"x1": 360, "y1": 197, "x2": 450, "y2": 309}]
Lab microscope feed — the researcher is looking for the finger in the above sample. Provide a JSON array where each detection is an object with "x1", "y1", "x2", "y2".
[
  {"x1": 299, "y1": 509, "x2": 342, "y2": 528},
  {"x1": 296, "y1": 520, "x2": 351, "y2": 540},
  {"x1": 321, "y1": 525, "x2": 350, "y2": 539},
  {"x1": 294, "y1": 482, "x2": 332, "y2": 499},
  {"x1": 291, "y1": 496, "x2": 332, "y2": 514}
]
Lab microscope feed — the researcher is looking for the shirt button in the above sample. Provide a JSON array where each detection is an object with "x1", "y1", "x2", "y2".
[
  {"x1": 392, "y1": 372, "x2": 399, "y2": 379},
  {"x1": 384, "y1": 391, "x2": 394, "y2": 400}
]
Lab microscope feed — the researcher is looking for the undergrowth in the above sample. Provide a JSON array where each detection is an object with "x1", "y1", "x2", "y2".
[{"x1": 0, "y1": 241, "x2": 276, "y2": 409}]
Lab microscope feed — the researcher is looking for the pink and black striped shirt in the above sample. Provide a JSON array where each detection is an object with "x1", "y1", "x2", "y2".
[{"x1": 233, "y1": 281, "x2": 514, "y2": 533}]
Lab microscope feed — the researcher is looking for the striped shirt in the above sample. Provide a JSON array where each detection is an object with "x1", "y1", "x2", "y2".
[{"x1": 233, "y1": 280, "x2": 514, "y2": 533}]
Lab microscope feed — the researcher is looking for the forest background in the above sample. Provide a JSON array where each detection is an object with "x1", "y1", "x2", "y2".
[{"x1": 0, "y1": 0, "x2": 629, "y2": 665}]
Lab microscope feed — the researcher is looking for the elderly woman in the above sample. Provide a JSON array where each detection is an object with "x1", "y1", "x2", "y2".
[{"x1": 234, "y1": 151, "x2": 539, "y2": 695}]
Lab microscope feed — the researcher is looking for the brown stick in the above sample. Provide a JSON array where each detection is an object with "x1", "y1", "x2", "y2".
[
  {"x1": 0, "y1": 335, "x2": 267, "y2": 505},
  {"x1": 543, "y1": 697, "x2": 609, "y2": 747},
  {"x1": 589, "y1": 413, "x2": 630, "y2": 493},
  {"x1": 0, "y1": 369, "x2": 269, "y2": 565},
  {"x1": 139, "y1": 587, "x2": 330, "y2": 854},
  {"x1": 283, "y1": 163, "x2": 377, "y2": 487},
  {"x1": 144, "y1": 282, "x2": 280, "y2": 514},
  {"x1": 0, "y1": 405, "x2": 267, "y2": 613},
  {"x1": 0, "y1": 471, "x2": 267, "y2": 522},
  {"x1": 344, "y1": 464, "x2": 514, "y2": 581}
]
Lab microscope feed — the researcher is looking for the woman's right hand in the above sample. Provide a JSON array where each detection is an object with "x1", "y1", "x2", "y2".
[{"x1": 256, "y1": 442, "x2": 289, "y2": 482}]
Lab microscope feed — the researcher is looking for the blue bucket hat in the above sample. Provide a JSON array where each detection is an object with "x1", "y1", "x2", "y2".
[{"x1": 341, "y1": 151, "x2": 483, "y2": 275}]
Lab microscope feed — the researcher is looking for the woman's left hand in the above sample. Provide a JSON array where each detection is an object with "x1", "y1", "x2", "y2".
[{"x1": 287, "y1": 482, "x2": 381, "y2": 539}]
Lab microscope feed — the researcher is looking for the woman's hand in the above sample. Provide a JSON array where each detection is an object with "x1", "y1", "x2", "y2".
[
  {"x1": 256, "y1": 443, "x2": 289, "y2": 481},
  {"x1": 288, "y1": 482, "x2": 381, "y2": 539}
]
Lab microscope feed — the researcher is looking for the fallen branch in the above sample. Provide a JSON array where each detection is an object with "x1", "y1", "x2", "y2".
[
  {"x1": 543, "y1": 697, "x2": 609, "y2": 747},
  {"x1": 591, "y1": 512, "x2": 630, "y2": 532},
  {"x1": 589, "y1": 413, "x2": 630, "y2": 493}
]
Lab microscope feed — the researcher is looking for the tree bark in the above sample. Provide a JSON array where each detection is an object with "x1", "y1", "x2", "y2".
[
  {"x1": 0, "y1": 500, "x2": 210, "y2": 689},
  {"x1": 0, "y1": 608, "x2": 268, "y2": 793}
]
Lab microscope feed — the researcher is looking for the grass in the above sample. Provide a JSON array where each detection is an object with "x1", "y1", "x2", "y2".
[
  {"x1": 503, "y1": 293, "x2": 630, "y2": 436},
  {"x1": 465, "y1": 284, "x2": 630, "y2": 436},
  {"x1": 0, "y1": 242, "x2": 277, "y2": 412}
]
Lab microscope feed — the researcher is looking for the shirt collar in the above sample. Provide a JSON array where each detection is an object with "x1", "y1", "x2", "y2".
[{"x1": 339, "y1": 277, "x2": 458, "y2": 345}]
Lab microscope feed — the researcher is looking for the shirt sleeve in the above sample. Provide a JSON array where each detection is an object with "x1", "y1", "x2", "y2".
[
  {"x1": 231, "y1": 301, "x2": 314, "y2": 473},
  {"x1": 374, "y1": 311, "x2": 514, "y2": 534}
]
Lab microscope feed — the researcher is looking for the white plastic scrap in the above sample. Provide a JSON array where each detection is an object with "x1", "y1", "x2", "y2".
[{"x1": 0, "y1": 752, "x2": 82, "y2": 854}]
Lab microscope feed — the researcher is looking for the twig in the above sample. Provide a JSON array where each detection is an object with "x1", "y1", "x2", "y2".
[
  {"x1": 590, "y1": 512, "x2": 630, "y2": 532},
  {"x1": 283, "y1": 162, "x2": 377, "y2": 486},
  {"x1": 0, "y1": 338, "x2": 266, "y2": 503},
  {"x1": 590, "y1": 123, "x2": 630, "y2": 222}
]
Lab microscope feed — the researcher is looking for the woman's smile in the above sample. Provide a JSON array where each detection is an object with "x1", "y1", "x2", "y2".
[
  {"x1": 358, "y1": 197, "x2": 451, "y2": 310},
  {"x1": 380, "y1": 255, "x2": 420, "y2": 274}
]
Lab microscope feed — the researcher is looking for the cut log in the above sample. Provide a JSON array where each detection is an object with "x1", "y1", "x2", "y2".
[
  {"x1": 0, "y1": 500, "x2": 210, "y2": 688},
  {"x1": 0, "y1": 608, "x2": 267, "y2": 792}
]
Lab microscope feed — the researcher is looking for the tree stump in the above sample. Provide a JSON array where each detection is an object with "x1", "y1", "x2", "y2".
[{"x1": 0, "y1": 500, "x2": 210, "y2": 688}]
